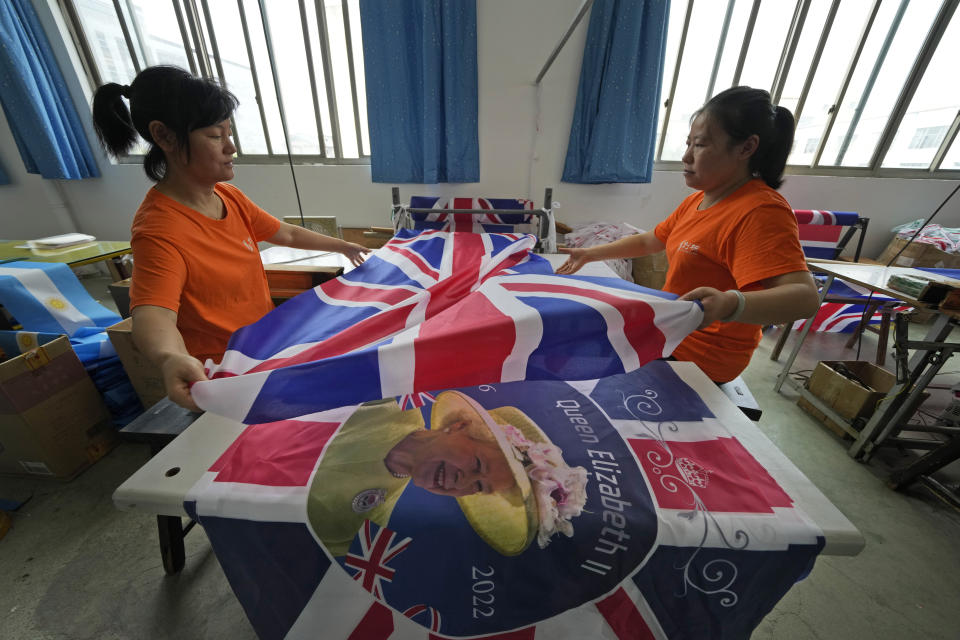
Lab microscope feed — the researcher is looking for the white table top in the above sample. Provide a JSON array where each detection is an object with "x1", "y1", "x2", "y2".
[
  {"x1": 261, "y1": 245, "x2": 354, "y2": 270},
  {"x1": 806, "y1": 259, "x2": 960, "y2": 306},
  {"x1": 113, "y1": 361, "x2": 864, "y2": 557}
]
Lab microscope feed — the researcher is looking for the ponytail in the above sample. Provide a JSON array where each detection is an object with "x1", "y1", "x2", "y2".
[
  {"x1": 697, "y1": 86, "x2": 796, "y2": 189},
  {"x1": 755, "y1": 106, "x2": 795, "y2": 189},
  {"x1": 91, "y1": 82, "x2": 137, "y2": 157}
]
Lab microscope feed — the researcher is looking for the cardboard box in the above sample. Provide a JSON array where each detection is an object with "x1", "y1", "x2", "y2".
[
  {"x1": 106, "y1": 318, "x2": 166, "y2": 409},
  {"x1": 876, "y1": 236, "x2": 960, "y2": 269},
  {"x1": 342, "y1": 227, "x2": 389, "y2": 249},
  {"x1": 0, "y1": 336, "x2": 114, "y2": 478},
  {"x1": 797, "y1": 360, "x2": 926, "y2": 439},
  {"x1": 632, "y1": 251, "x2": 669, "y2": 290}
]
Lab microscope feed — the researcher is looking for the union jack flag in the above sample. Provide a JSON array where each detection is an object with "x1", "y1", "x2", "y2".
[
  {"x1": 409, "y1": 196, "x2": 534, "y2": 233},
  {"x1": 191, "y1": 230, "x2": 703, "y2": 424},
  {"x1": 793, "y1": 209, "x2": 859, "y2": 261},
  {"x1": 397, "y1": 391, "x2": 436, "y2": 410},
  {"x1": 792, "y1": 279, "x2": 911, "y2": 333},
  {"x1": 344, "y1": 520, "x2": 412, "y2": 599}
]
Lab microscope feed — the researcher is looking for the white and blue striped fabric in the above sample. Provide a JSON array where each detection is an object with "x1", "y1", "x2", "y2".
[{"x1": 0, "y1": 261, "x2": 120, "y2": 362}]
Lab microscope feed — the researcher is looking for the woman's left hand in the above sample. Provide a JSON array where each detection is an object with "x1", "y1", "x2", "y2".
[
  {"x1": 341, "y1": 242, "x2": 371, "y2": 267},
  {"x1": 679, "y1": 287, "x2": 740, "y2": 329}
]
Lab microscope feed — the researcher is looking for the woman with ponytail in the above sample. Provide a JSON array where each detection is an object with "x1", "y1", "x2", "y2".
[
  {"x1": 557, "y1": 86, "x2": 819, "y2": 384},
  {"x1": 92, "y1": 66, "x2": 369, "y2": 410}
]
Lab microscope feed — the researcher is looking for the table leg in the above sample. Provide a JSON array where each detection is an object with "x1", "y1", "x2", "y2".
[
  {"x1": 769, "y1": 324, "x2": 790, "y2": 361},
  {"x1": 875, "y1": 305, "x2": 892, "y2": 366},
  {"x1": 157, "y1": 515, "x2": 196, "y2": 575},
  {"x1": 845, "y1": 302, "x2": 878, "y2": 350},
  {"x1": 774, "y1": 275, "x2": 833, "y2": 393}
]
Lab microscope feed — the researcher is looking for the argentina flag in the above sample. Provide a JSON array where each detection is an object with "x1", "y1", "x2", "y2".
[{"x1": 0, "y1": 261, "x2": 120, "y2": 363}]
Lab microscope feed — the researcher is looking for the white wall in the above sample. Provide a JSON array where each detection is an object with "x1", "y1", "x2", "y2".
[{"x1": 2, "y1": 0, "x2": 957, "y2": 259}]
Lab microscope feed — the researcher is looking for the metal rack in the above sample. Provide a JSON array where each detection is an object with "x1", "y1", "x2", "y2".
[{"x1": 390, "y1": 187, "x2": 557, "y2": 253}]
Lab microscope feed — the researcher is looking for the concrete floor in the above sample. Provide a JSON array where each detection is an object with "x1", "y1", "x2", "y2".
[{"x1": 2, "y1": 280, "x2": 960, "y2": 639}]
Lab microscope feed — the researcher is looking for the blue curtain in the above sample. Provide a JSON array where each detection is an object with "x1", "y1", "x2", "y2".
[
  {"x1": 0, "y1": 0, "x2": 99, "y2": 179},
  {"x1": 0, "y1": 158, "x2": 9, "y2": 184},
  {"x1": 562, "y1": 0, "x2": 670, "y2": 184},
  {"x1": 359, "y1": 0, "x2": 478, "y2": 183}
]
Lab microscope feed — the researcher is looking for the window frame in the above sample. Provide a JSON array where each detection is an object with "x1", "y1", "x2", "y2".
[
  {"x1": 654, "y1": 0, "x2": 960, "y2": 180},
  {"x1": 56, "y1": 0, "x2": 371, "y2": 165}
]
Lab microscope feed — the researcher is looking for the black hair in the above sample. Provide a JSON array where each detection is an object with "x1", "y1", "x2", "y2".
[
  {"x1": 91, "y1": 65, "x2": 238, "y2": 182},
  {"x1": 695, "y1": 86, "x2": 796, "y2": 189}
]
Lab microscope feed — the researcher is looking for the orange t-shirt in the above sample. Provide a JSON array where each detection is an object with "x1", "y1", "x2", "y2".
[
  {"x1": 654, "y1": 179, "x2": 808, "y2": 382},
  {"x1": 129, "y1": 182, "x2": 282, "y2": 362}
]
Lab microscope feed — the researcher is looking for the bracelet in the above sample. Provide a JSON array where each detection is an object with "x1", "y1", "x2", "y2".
[{"x1": 721, "y1": 289, "x2": 746, "y2": 323}]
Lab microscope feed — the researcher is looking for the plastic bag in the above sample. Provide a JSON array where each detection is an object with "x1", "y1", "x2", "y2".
[{"x1": 564, "y1": 222, "x2": 644, "y2": 281}]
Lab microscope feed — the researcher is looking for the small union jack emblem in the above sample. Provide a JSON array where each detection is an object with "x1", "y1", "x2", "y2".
[
  {"x1": 343, "y1": 520, "x2": 412, "y2": 599},
  {"x1": 397, "y1": 391, "x2": 436, "y2": 410}
]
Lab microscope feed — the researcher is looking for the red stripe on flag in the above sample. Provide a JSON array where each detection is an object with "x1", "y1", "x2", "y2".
[
  {"x1": 595, "y1": 587, "x2": 656, "y2": 640},
  {"x1": 451, "y1": 213, "x2": 474, "y2": 232},
  {"x1": 450, "y1": 233, "x2": 484, "y2": 290},
  {"x1": 209, "y1": 420, "x2": 340, "y2": 486},
  {"x1": 348, "y1": 602, "x2": 394, "y2": 640},
  {"x1": 797, "y1": 225, "x2": 843, "y2": 242},
  {"x1": 414, "y1": 291, "x2": 516, "y2": 392},
  {"x1": 430, "y1": 627, "x2": 535, "y2": 640},
  {"x1": 502, "y1": 282, "x2": 665, "y2": 364},
  {"x1": 322, "y1": 278, "x2": 418, "y2": 306},
  {"x1": 245, "y1": 304, "x2": 416, "y2": 373}
]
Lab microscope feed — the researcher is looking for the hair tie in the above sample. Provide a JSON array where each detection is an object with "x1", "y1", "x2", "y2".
[{"x1": 120, "y1": 84, "x2": 130, "y2": 98}]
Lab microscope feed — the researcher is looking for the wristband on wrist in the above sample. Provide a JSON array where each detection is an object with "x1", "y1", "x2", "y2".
[{"x1": 721, "y1": 289, "x2": 746, "y2": 323}]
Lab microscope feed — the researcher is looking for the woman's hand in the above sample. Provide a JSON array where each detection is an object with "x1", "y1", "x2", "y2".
[
  {"x1": 158, "y1": 352, "x2": 208, "y2": 412},
  {"x1": 679, "y1": 287, "x2": 740, "y2": 329},
  {"x1": 555, "y1": 247, "x2": 593, "y2": 275},
  {"x1": 341, "y1": 242, "x2": 371, "y2": 267}
]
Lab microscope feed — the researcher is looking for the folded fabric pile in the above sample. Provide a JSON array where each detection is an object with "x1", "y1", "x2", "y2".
[{"x1": 892, "y1": 219, "x2": 960, "y2": 254}]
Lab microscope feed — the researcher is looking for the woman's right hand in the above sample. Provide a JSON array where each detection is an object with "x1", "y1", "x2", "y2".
[
  {"x1": 555, "y1": 247, "x2": 593, "y2": 275},
  {"x1": 159, "y1": 352, "x2": 208, "y2": 412}
]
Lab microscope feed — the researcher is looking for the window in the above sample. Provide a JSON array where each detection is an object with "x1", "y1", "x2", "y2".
[
  {"x1": 656, "y1": 0, "x2": 960, "y2": 177},
  {"x1": 908, "y1": 126, "x2": 948, "y2": 150},
  {"x1": 57, "y1": 0, "x2": 369, "y2": 163}
]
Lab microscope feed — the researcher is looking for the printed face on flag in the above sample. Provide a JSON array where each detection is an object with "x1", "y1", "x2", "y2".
[{"x1": 303, "y1": 377, "x2": 658, "y2": 637}]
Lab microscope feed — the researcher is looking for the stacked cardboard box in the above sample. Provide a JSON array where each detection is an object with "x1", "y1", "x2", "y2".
[
  {"x1": 876, "y1": 236, "x2": 960, "y2": 269},
  {"x1": 632, "y1": 251, "x2": 669, "y2": 290},
  {"x1": 0, "y1": 336, "x2": 114, "y2": 478}
]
